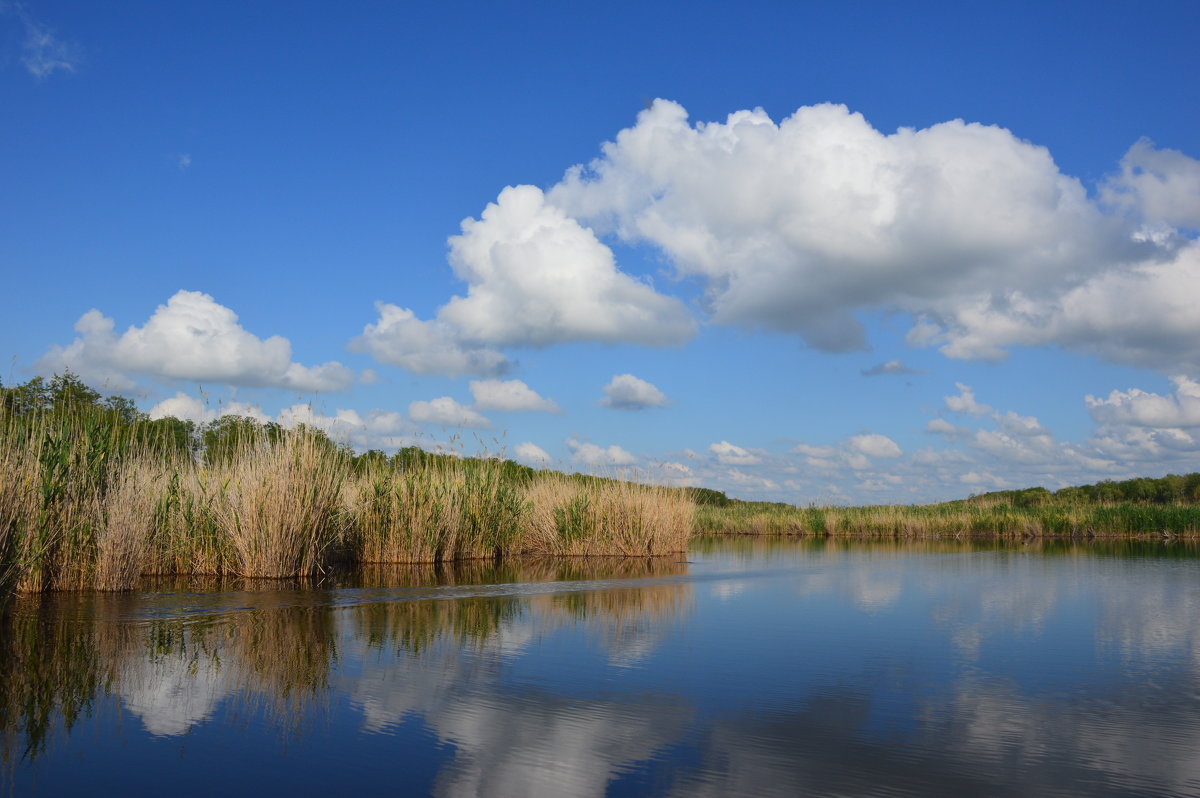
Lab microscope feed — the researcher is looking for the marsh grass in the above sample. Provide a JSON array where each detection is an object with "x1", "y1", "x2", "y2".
[
  {"x1": 208, "y1": 432, "x2": 347, "y2": 578},
  {"x1": 1, "y1": 406, "x2": 696, "y2": 596},
  {"x1": 697, "y1": 500, "x2": 1200, "y2": 539},
  {"x1": 522, "y1": 476, "x2": 693, "y2": 556},
  {"x1": 345, "y1": 455, "x2": 526, "y2": 563}
]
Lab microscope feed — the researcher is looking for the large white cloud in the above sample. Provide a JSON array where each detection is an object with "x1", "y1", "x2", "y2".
[
  {"x1": 599, "y1": 373, "x2": 669, "y2": 410},
  {"x1": 469, "y1": 379, "x2": 560, "y2": 413},
  {"x1": 39, "y1": 290, "x2": 354, "y2": 392},
  {"x1": 1087, "y1": 377, "x2": 1200, "y2": 428},
  {"x1": 550, "y1": 100, "x2": 1140, "y2": 351},
  {"x1": 440, "y1": 185, "x2": 696, "y2": 348},
  {"x1": 360, "y1": 101, "x2": 1199, "y2": 377},
  {"x1": 538, "y1": 100, "x2": 1200, "y2": 373}
]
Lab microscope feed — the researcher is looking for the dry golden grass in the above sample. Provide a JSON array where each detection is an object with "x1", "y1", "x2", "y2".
[
  {"x1": 522, "y1": 476, "x2": 693, "y2": 556},
  {"x1": 207, "y1": 432, "x2": 346, "y2": 578},
  {"x1": 95, "y1": 458, "x2": 163, "y2": 590},
  {"x1": 2, "y1": 409, "x2": 697, "y2": 595}
]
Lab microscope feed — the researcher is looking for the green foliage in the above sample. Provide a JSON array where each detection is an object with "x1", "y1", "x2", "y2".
[{"x1": 688, "y1": 487, "x2": 732, "y2": 506}]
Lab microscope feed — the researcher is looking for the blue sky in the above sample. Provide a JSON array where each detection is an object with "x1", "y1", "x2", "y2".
[{"x1": 3, "y1": 0, "x2": 1200, "y2": 504}]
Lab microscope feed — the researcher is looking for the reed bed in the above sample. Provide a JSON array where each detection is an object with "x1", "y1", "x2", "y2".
[
  {"x1": 697, "y1": 501, "x2": 1200, "y2": 539},
  {"x1": 0, "y1": 407, "x2": 695, "y2": 596},
  {"x1": 522, "y1": 476, "x2": 694, "y2": 556}
]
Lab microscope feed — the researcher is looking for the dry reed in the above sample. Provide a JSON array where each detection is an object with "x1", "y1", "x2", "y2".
[
  {"x1": 207, "y1": 432, "x2": 346, "y2": 578},
  {"x1": 521, "y1": 476, "x2": 693, "y2": 556}
]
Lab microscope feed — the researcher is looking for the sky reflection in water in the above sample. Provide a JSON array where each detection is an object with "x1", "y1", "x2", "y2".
[{"x1": 3, "y1": 539, "x2": 1200, "y2": 797}]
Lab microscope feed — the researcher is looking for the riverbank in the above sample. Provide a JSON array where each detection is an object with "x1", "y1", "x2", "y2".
[
  {"x1": 696, "y1": 498, "x2": 1200, "y2": 539},
  {"x1": 0, "y1": 405, "x2": 692, "y2": 594}
]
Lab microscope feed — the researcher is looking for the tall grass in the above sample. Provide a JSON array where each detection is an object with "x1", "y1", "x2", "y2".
[
  {"x1": 207, "y1": 432, "x2": 347, "y2": 578},
  {"x1": 344, "y1": 455, "x2": 526, "y2": 563},
  {"x1": 1, "y1": 406, "x2": 695, "y2": 596},
  {"x1": 697, "y1": 500, "x2": 1200, "y2": 539},
  {"x1": 522, "y1": 475, "x2": 694, "y2": 556}
]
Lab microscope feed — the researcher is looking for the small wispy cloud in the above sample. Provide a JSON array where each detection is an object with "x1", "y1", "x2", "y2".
[
  {"x1": 177, "y1": 154, "x2": 192, "y2": 171},
  {"x1": 861, "y1": 359, "x2": 926, "y2": 377},
  {"x1": 7, "y1": 4, "x2": 80, "y2": 79}
]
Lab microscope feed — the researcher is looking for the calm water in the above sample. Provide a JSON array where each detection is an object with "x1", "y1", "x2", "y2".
[{"x1": 4, "y1": 538, "x2": 1200, "y2": 797}]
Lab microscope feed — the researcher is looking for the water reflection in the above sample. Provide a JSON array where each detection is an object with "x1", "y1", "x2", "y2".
[{"x1": 3, "y1": 543, "x2": 1200, "y2": 797}]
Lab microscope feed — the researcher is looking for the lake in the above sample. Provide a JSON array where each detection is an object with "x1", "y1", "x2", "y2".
[{"x1": 3, "y1": 537, "x2": 1199, "y2": 797}]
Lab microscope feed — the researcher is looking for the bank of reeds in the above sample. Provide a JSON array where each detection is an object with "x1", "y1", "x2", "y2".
[
  {"x1": 0, "y1": 407, "x2": 694, "y2": 596},
  {"x1": 522, "y1": 476, "x2": 694, "y2": 556},
  {"x1": 697, "y1": 500, "x2": 1200, "y2": 539},
  {"x1": 344, "y1": 455, "x2": 525, "y2": 563}
]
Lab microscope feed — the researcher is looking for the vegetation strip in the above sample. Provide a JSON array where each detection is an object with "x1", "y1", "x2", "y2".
[{"x1": 4, "y1": 373, "x2": 1200, "y2": 598}]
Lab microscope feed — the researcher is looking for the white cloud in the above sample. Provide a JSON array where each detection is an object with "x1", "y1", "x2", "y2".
[
  {"x1": 848, "y1": 433, "x2": 902, "y2": 458},
  {"x1": 351, "y1": 302, "x2": 510, "y2": 378},
  {"x1": 599, "y1": 373, "x2": 669, "y2": 410},
  {"x1": 534, "y1": 100, "x2": 1200, "y2": 374},
  {"x1": 709, "y1": 440, "x2": 762, "y2": 466},
  {"x1": 550, "y1": 100, "x2": 1136, "y2": 352},
  {"x1": 926, "y1": 418, "x2": 967, "y2": 437},
  {"x1": 1087, "y1": 376, "x2": 1200, "y2": 429},
  {"x1": 861, "y1": 359, "x2": 925, "y2": 377},
  {"x1": 945, "y1": 383, "x2": 993, "y2": 416},
  {"x1": 566, "y1": 438, "x2": 637, "y2": 467},
  {"x1": 277, "y1": 403, "x2": 413, "y2": 449},
  {"x1": 14, "y1": 7, "x2": 78, "y2": 79},
  {"x1": 514, "y1": 441, "x2": 552, "y2": 465},
  {"x1": 469, "y1": 379, "x2": 560, "y2": 413},
  {"x1": 722, "y1": 468, "x2": 779, "y2": 491},
  {"x1": 147, "y1": 392, "x2": 417, "y2": 450},
  {"x1": 440, "y1": 185, "x2": 696, "y2": 348},
  {"x1": 38, "y1": 290, "x2": 354, "y2": 392},
  {"x1": 1102, "y1": 139, "x2": 1200, "y2": 231},
  {"x1": 148, "y1": 393, "x2": 215, "y2": 424},
  {"x1": 177, "y1": 154, "x2": 192, "y2": 171},
  {"x1": 408, "y1": 397, "x2": 491, "y2": 429}
]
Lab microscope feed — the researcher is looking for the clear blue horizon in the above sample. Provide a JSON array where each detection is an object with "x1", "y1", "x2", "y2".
[{"x1": 3, "y1": 0, "x2": 1199, "y2": 503}]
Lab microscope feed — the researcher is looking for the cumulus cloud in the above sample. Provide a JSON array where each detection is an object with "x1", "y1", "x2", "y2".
[
  {"x1": 566, "y1": 438, "x2": 637, "y2": 467},
  {"x1": 550, "y1": 100, "x2": 1141, "y2": 352},
  {"x1": 147, "y1": 393, "x2": 270, "y2": 425},
  {"x1": 848, "y1": 433, "x2": 902, "y2": 458},
  {"x1": 355, "y1": 102, "x2": 1200, "y2": 376},
  {"x1": 351, "y1": 303, "x2": 510, "y2": 378},
  {"x1": 861, "y1": 359, "x2": 926, "y2": 377},
  {"x1": 440, "y1": 185, "x2": 696, "y2": 348},
  {"x1": 599, "y1": 373, "x2": 669, "y2": 410},
  {"x1": 146, "y1": 394, "x2": 417, "y2": 451},
  {"x1": 408, "y1": 397, "x2": 491, "y2": 429},
  {"x1": 38, "y1": 290, "x2": 354, "y2": 392},
  {"x1": 469, "y1": 379, "x2": 560, "y2": 413},
  {"x1": 1102, "y1": 139, "x2": 1200, "y2": 231},
  {"x1": 945, "y1": 383, "x2": 993, "y2": 416},
  {"x1": 536, "y1": 100, "x2": 1200, "y2": 374},
  {"x1": 709, "y1": 440, "x2": 762, "y2": 466},
  {"x1": 514, "y1": 441, "x2": 553, "y2": 465},
  {"x1": 1086, "y1": 376, "x2": 1200, "y2": 428},
  {"x1": 277, "y1": 403, "x2": 413, "y2": 448}
]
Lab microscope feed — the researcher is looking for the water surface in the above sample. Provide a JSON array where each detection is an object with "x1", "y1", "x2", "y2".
[{"x1": 4, "y1": 538, "x2": 1200, "y2": 796}]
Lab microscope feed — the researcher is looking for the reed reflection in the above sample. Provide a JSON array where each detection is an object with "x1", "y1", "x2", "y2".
[{"x1": 0, "y1": 555, "x2": 693, "y2": 767}]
